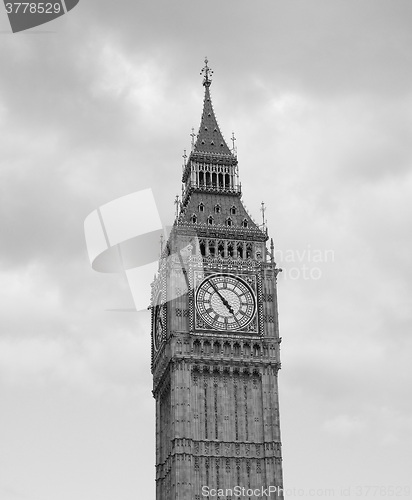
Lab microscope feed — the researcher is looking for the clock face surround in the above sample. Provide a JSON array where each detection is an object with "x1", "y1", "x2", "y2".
[{"x1": 195, "y1": 273, "x2": 257, "y2": 331}]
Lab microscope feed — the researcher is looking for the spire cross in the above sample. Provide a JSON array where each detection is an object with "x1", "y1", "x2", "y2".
[
  {"x1": 190, "y1": 127, "x2": 196, "y2": 149},
  {"x1": 200, "y1": 57, "x2": 213, "y2": 86}
]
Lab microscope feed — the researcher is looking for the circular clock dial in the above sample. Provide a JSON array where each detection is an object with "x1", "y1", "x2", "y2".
[
  {"x1": 153, "y1": 295, "x2": 164, "y2": 352},
  {"x1": 196, "y1": 274, "x2": 256, "y2": 330}
]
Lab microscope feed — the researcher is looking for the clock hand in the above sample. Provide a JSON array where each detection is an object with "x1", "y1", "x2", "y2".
[
  {"x1": 208, "y1": 279, "x2": 234, "y2": 314},
  {"x1": 215, "y1": 287, "x2": 240, "y2": 326}
]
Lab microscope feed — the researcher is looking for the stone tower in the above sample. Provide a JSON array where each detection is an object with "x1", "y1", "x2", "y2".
[{"x1": 151, "y1": 60, "x2": 284, "y2": 500}]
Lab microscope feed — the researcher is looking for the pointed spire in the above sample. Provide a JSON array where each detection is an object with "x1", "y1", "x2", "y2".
[
  {"x1": 193, "y1": 57, "x2": 232, "y2": 156},
  {"x1": 181, "y1": 59, "x2": 241, "y2": 200}
]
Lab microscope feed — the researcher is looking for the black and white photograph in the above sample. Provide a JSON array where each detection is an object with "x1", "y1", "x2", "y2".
[{"x1": 0, "y1": 1, "x2": 411, "y2": 499}]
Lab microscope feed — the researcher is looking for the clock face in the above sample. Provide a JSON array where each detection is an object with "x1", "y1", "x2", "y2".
[
  {"x1": 153, "y1": 295, "x2": 164, "y2": 352},
  {"x1": 195, "y1": 273, "x2": 256, "y2": 331}
]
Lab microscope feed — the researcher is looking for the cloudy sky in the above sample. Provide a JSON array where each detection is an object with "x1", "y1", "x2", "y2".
[{"x1": 1, "y1": 1, "x2": 411, "y2": 499}]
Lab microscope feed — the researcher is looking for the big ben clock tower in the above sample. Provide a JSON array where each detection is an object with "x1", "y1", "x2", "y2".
[{"x1": 151, "y1": 59, "x2": 284, "y2": 500}]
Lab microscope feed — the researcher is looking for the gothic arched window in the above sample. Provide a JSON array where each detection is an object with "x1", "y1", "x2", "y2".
[
  {"x1": 192, "y1": 214, "x2": 197, "y2": 223},
  {"x1": 225, "y1": 173, "x2": 230, "y2": 188},
  {"x1": 218, "y1": 173, "x2": 224, "y2": 188},
  {"x1": 193, "y1": 340, "x2": 201, "y2": 355},
  {"x1": 214, "y1": 204, "x2": 221, "y2": 213},
  {"x1": 208, "y1": 240, "x2": 215, "y2": 256},
  {"x1": 198, "y1": 202, "x2": 204, "y2": 212},
  {"x1": 242, "y1": 219, "x2": 248, "y2": 228},
  {"x1": 203, "y1": 340, "x2": 211, "y2": 355},
  {"x1": 246, "y1": 243, "x2": 253, "y2": 259},
  {"x1": 226, "y1": 218, "x2": 233, "y2": 227},
  {"x1": 230, "y1": 206, "x2": 236, "y2": 215},
  {"x1": 207, "y1": 216, "x2": 213, "y2": 225},
  {"x1": 218, "y1": 242, "x2": 224, "y2": 257}
]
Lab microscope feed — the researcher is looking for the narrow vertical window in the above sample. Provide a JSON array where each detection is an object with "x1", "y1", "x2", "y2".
[
  {"x1": 225, "y1": 173, "x2": 230, "y2": 189},
  {"x1": 218, "y1": 173, "x2": 224, "y2": 188},
  {"x1": 209, "y1": 240, "x2": 216, "y2": 256},
  {"x1": 218, "y1": 242, "x2": 224, "y2": 257},
  {"x1": 246, "y1": 243, "x2": 253, "y2": 259}
]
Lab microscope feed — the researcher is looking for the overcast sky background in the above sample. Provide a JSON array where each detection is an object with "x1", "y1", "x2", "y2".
[{"x1": 0, "y1": 1, "x2": 411, "y2": 499}]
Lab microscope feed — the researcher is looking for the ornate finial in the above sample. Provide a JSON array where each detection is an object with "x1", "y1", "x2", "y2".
[
  {"x1": 200, "y1": 57, "x2": 213, "y2": 87},
  {"x1": 174, "y1": 195, "x2": 180, "y2": 219},
  {"x1": 260, "y1": 202, "x2": 266, "y2": 230},
  {"x1": 190, "y1": 127, "x2": 196, "y2": 149},
  {"x1": 270, "y1": 238, "x2": 274, "y2": 264},
  {"x1": 231, "y1": 132, "x2": 237, "y2": 155},
  {"x1": 182, "y1": 149, "x2": 187, "y2": 166},
  {"x1": 160, "y1": 234, "x2": 164, "y2": 257}
]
